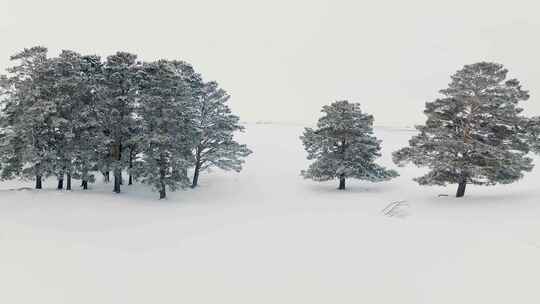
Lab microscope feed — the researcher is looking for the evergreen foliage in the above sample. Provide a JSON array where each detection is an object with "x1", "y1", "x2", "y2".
[
  {"x1": 393, "y1": 62, "x2": 534, "y2": 197},
  {"x1": 100, "y1": 52, "x2": 141, "y2": 193},
  {"x1": 133, "y1": 60, "x2": 194, "y2": 199},
  {"x1": 301, "y1": 100, "x2": 398, "y2": 190},
  {"x1": 0, "y1": 46, "x2": 250, "y2": 199},
  {"x1": 190, "y1": 81, "x2": 252, "y2": 187},
  {"x1": 0, "y1": 47, "x2": 57, "y2": 188}
]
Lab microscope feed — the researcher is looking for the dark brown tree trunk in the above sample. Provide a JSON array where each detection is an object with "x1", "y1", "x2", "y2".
[
  {"x1": 36, "y1": 175, "x2": 42, "y2": 189},
  {"x1": 119, "y1": 171, "x2": 123, "y2": 185},
  {"x1": 82, "y1": 180, "x2": 88, "y2": 190},
  {"x1": 456, "y1": 180, "x2": 467, "y2": 198},
  {"x1": 57, "y1": 175, "x2": 64, "y2": 190},
  {"x1": 66, "y1": 173, "x2": 72, "y2": 191},
  {"x1": 104, "y1": 171, "x2": 110, "y2": 183},
  {"x1": 338, "y1": 175, "x2": 346, "y2": 190}
]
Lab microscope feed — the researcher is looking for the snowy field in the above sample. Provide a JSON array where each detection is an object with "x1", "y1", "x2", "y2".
[{"x1": 1, "y1": 123, "x2": 540, "y2": 304}]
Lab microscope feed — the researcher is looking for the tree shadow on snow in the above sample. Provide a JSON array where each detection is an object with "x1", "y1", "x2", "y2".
[
  {"x1": 424, "y1": 188, "x2": 537, "y2": 205},
  {"x1": 304, "y1": 180, "x2": 398, "y2": 195}
]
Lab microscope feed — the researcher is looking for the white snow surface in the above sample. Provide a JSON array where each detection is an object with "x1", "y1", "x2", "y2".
[{"x1": 1, "y1": 123, "x2": 540, "y2": 304}]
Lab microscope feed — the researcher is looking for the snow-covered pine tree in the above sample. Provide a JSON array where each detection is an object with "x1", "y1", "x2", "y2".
[
  {"x1": 50, "y1": 50, "x2": 86, "y2": 190},
  {"x1": 301, "y1": 100, "x2": 398, "y2": 190},
  {"x1": 53, "y1": 52, "x2": 104, "y2": 190},
  {"x1": 100, "y1": 52, "x2": 140, "y2": 193},
  {"x1": 133, "y1": 60, "x2": 194, "y2": 199},
  {"x1": 0, "y1": 47, "x2": 58, "y2": 188},
  {"x1": 189, "y1": 80, "x2": 252, "y2": 188},
  {"x1": 393, "y1": 62, "x2": 533, "y2": 198},
  {"x1": 168, "y1": 61, "x2": 204, "y2": 182}
]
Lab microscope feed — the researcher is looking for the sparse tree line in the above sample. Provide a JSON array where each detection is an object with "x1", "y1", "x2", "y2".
[
  {"x1": 1, "y1": 52, "x2": 538, "y2": 200},
  {"x1": 0, "y1": 47, "x2": 251, "y2": 199},
  {"x1": 301, "y1": 62, "x2": 540, "y2": 197}
]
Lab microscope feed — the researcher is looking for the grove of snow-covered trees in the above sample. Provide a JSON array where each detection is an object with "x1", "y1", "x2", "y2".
[
  {"x1": 0, "y1": 47, "x2": 251, "y2": 199},
  {"x1": 2, "y1": 52, "x2": 540, "y2": 200}
]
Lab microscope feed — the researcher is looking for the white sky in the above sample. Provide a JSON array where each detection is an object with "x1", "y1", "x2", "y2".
[{"x1": 1, "y1": 0, "x2": 539, "y2": 126}]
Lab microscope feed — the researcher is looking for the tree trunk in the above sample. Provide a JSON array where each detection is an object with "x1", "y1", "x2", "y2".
[
  {"x1": 113, "y1": 168, "x2": 121, "y2": 193},
  {"x1": 338, "y1": 140, "x2": 347, "y2": 191},
  {"x1": 159, "y1": 184, "x2": 166, "y2": 199},
  {"x1": 81, "y1": 168, "x2": 88, "y2": 189},
  {"x1": 57, "y1": 175, "x2": 64, "y2": 190},
  {"x1": 192, "y1": 163, "x2": 200, "y2": 188},
  {"x1": 119, "y1": 171, "x2": 123, "y2": 185},
  {"x1": 128, "y1": 148, "x2": 134, "y2": 185},
  {"x1": 112, "y1": 143, "x2": 122, "y2": 193},
  {"x1": 456, "y1": 180, "x2": 467, "y2": 198},
  {"x1": 103, "y1": 171, "x2": 110, "y2": 183},
  {"x1": 159, "y1": 157, "x2": 166, "y2": 199},
  {"x1": 192, "y1": 147, "x2": 202, "y2": 188},
  {"x1": 35, "y1": 175, "x2": 42, "y2": 189},
  {"x1": 338, "y1": 175, "x2": 346, "y2": 190},
  {"x1": 66, "y1": 173, "x2": 72, "y2": 191}
]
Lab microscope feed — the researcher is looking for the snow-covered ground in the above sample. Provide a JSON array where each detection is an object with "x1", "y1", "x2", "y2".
[{"x1": 1, "y1": 123, "x2": 540, "y2": 304}]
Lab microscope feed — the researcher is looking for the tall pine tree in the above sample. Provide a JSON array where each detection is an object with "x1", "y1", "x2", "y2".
[
  {"x1": 52, "y1": 51, "x2": 104, "y2": 190},
  {"x1": 50, "y1": 50, "x2": 84, "y2": 190},
  {"x1": 0, "y1": 47, "x2": 58, "y2": 188},
  {"x1": 393, "y1": 62, "x2": 533, "y2": 197},
  {"x1": 134, "y1": 60, "x2": 194, "y2": 199},
  {"x1": 100, "y1": 52, "x2": 140, "y2": 193}
]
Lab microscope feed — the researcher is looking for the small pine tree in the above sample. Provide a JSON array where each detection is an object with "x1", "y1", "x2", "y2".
[
  {"x1": 301, "y1": 100, "x2": 398, "y2": 190},
  {"x1": 393, "y1": 62, "x2": 534, "y2": 198}
]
